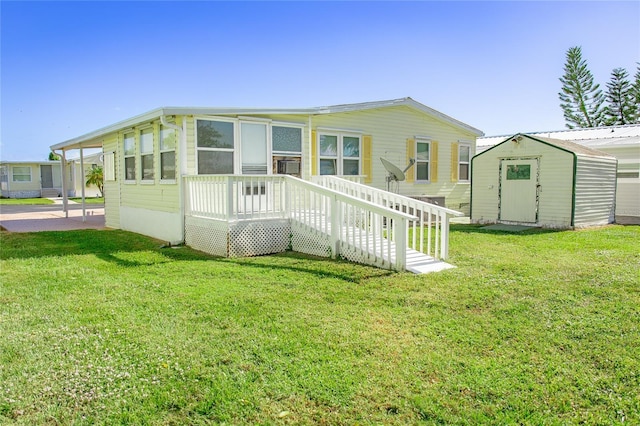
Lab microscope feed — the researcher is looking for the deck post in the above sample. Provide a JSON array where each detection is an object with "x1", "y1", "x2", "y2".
[
  {"x1": 395, "y1": 217, "x2": 407, "y2": 271},
  {"x1": 330, "y1": 194, "x2": 340, "y2": 259},
  {"x1": 227, "y1": 176, "x2": 234, "y2": 220},
  {"x1": 441, "y1": 215, "x2": 450, "y2": 260}
]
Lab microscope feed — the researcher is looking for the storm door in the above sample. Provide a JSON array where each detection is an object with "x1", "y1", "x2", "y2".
[
  {"x1": 239, "y1": 122, "x2": 269, "y2": 213},
  {"x1": 499, "y1": 158, "x2": 539, "y2": 223}
]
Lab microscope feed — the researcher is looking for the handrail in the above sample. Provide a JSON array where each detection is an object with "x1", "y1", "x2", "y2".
[
  {"x1": 283, "y1": 176, "x2": 418, "y2": 222},
  {"x1": 311, "y1": 175, "x2": 462, "y2": 259},
  {"x1": 312, "y1": 175, "x2": 464, "y2": 216}
]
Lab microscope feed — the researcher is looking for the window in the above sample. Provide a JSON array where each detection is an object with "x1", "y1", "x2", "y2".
[
  {"x1": 318, "y1": 132, "x2": 361, "y2": 176},
  {"x1": 160, "y1": 125, "x2": 176, "y2": 180},
  {"x1": 197, "y1": 119, "x2": 234, "y2": 174},
  {"x1": 272, "y1": 125, "x2": 302, "y2": 176},
  {"x1": 12, "y1": 166, "x2": 31, "y2": 182},
  {"x1": 140, "y1": 128, "x2": 154, "y2": 181},
  {"x1": 617, "y1": 162, "x2": 639, "y2": 179},
  {"x1": 123, "y1": 133, "x2": 136, "y2": 181},
  {"x1": 415, "y1": 140, "x2": 430, "y2": 181},
  {"x1": 506, "y1": 164, "x2": 531, "y2": 180},
  {"x1": 458, "y1": 144, "x2": 470, "y2": 181}
]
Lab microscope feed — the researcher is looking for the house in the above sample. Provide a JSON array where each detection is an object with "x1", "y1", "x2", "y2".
[
  {"x1": 50, "y1": 97, "x2": 483, "y2": 273},
  {"x1": 471, "y1": 134, "x2": 617, "y2": 228},
  {"x1": 477, "y1": 124, "x2": 640, "y2": 224},
  {"x1": 0, "y1": 160, "x2": 71, "y2": 198}
]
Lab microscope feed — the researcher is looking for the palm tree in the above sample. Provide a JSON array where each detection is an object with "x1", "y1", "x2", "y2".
[{"x1": 85, "y1": 165, "x2": 104, "y2": 198}]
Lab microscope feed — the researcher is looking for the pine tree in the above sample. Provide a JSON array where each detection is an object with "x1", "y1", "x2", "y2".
[
  {"x1": 558, "y1": 46, "x2": 605, "y2": 128},
  {"x1": 604, "y1": 67, "x2": 635, "y2": 125},
  {"x1": 633, "y1": 63, "x2": 640, "y2": 124}
]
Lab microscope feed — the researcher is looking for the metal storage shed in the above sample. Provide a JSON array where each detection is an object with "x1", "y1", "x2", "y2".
[{"x1": 471, "y1": 134, "x2": 617, "y2": 228}]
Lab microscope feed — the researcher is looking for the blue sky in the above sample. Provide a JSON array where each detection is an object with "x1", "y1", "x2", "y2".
[{"x1": 1, "y1": 1, "x2": 638, "y2": 161}]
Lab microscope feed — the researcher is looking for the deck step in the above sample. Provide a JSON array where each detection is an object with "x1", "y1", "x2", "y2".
[{"x1": 405, "y1": 248, "x2": 455, "y2": 274}]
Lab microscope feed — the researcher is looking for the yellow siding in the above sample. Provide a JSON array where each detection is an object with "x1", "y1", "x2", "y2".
[
  {"x1": 450, "y1": 142, "x2": 459, "y2": 182},
  {"x1": 117, "y1": 119, "x2": 180, "y2": 213},
  {"x1": 102, "y1": 106, "x2": 477, "y2": 215},
  {"x1": 362, "y1": 135, "x2": 372, "y2": 183},
  {"x1": 9, "y1": 164, "x2": 40, "y2": 191},
  {"x1": 306, "y1": 106, "x2": 477, "y2": 209},
  {"x1": 102, "y1": 133, "x2": 120, "y2": 229}
]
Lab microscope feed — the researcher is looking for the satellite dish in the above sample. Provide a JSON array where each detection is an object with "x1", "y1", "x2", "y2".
[
  {"x1": 380, "y1": 158, "x2": 406, "y2": 182},
  {"x1": 381, "y1": 157, "x2": 415, "y2": 192}
]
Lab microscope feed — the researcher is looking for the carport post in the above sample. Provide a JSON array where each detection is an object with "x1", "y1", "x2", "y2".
[
  {"x1": 80, "y1": 147, "x2": 86, "y2": 222},
  {"x1": 60, "y1": 149, "x2": 69, "y2": 218}
]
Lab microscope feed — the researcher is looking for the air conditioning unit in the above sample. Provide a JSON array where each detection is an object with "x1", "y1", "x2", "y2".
[{"x1": 277, "y1": 160, "x2": 300, "y2": 175}]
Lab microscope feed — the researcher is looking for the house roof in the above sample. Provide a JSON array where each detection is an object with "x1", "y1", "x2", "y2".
[
  {"x1": 478, "y1": 133, "x2": 616, "y2": 160},
  {"x1": 477, "y1": 124, "x2": 640, "y2": 150},
  {"x1": 0, "y1": 160, "x2": 62, "y2": 166},
  {"x1": 50, "y1": 97, "x2": 483, "y2": 151}
]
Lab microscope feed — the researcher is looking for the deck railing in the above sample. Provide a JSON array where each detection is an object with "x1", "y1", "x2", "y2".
[
  {"x1": 312, "y1": 176, "x2": 463, "y2": 259},
  {"x1": 184, "y1": 175, "x2": 289, "y2": 221},
  {"x1": 184, "y1": 175, "x2": 418, "y2": 270}
]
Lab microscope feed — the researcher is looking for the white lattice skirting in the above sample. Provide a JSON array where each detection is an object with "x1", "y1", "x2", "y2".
[{"x1": 185, "y1": 215, "x2": 291, "y2": 258}]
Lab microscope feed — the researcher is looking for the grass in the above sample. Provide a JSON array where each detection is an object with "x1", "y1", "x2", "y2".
[
  {"x1": 1, "y1": 225, "x2": 638, "y2": 425},
  {"x1": 0, "y1": 197, "x2": 54, "y2": 205},
  {"x1": 69, "y1": 197, "x2": 104, "y2": 204}
]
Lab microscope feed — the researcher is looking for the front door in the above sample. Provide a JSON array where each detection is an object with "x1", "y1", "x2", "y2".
[
  {"x1": 499, "y1": 158, "x2": 538, "y2": 223},
  {"x1": 40, "y1": 165, "x2": 54, "y2": 188}
]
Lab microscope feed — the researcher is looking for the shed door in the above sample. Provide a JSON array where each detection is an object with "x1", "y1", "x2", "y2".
[
  {"x1": 40, "y1": 165, "x2": 54, "y2": 188},
  {"x1": 499, "y1": 159, "x2": 538, "y2": 223}
]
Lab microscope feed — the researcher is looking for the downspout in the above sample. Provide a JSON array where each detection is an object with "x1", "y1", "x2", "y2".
[{"x1": 160, "y1": 115, "x2": 186, "y2": 243}]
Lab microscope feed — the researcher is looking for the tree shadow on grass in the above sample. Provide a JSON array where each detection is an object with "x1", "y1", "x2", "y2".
[{"x1": 0, "y1": 229, "x2": 395, "y2": 283}]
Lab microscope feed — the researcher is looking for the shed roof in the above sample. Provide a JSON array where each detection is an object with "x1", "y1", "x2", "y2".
[
  {"x1": 478, "y1": 133, "x2": 616, "y2": 160},
  {"x1": 527, "y1": 135, "x2": 616, "y2": 159},
  {"x1": 478, "y1": 124, "x2": 640, "y2": 149},
  {"x1": 51, "y1": 97, "x2": 483, "y2": 151}
]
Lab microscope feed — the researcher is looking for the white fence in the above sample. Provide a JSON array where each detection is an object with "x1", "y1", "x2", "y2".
[{"x1": 184, "y1": 175, "x2": 457, "y2": 271}]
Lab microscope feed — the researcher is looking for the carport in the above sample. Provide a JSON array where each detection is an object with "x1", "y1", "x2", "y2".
[{"x1": 50, "y1": 132, "x2": 103, "y2": 222}]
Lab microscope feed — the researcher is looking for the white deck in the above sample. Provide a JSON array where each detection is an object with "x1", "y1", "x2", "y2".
[{"x1": 185, "y1": 175, "x2": 461, "y2": 274}]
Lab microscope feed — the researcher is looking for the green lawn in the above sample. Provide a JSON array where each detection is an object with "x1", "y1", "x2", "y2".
[
  {"x1": 0, "y1": 197, "x2": 54, "y2": 205},
  {"x1": 69, "y1": 197, "x2": 104, "y2": 204},
  {"x1": 1, "y1": 225, "x2": 638, "y2": 425}
]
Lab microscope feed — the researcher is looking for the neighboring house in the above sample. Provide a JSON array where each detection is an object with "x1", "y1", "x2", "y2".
[
  {"x1": 0, "y1": 160, "x2": 72, "y2": 198},
  {"x1": 477, "y1": 124, "x2": 640, "y2": 223},
  {"x1": 66, "y1": 151, "x2": 104, "y2": 198},
  {"x1": 471, "y1": 134, "x2": 617, "y2": 228},
  {"x1": 50, "y1": 97, "x2": 482, "y2": 274}
]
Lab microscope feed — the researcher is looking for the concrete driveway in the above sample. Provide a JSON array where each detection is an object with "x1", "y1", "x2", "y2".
[{"x1": 0, "y1": 202, "x2": 105, "y2": 232}]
